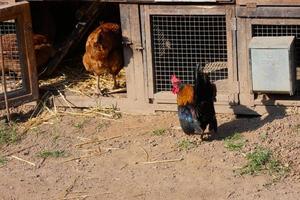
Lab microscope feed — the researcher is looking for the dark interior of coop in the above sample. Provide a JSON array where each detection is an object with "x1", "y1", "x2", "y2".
[{"x1": 26, "y1": 1, "x2": 127, "y2": 98}]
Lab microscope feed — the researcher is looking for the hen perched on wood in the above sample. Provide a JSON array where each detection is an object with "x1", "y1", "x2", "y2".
[
  {"x1": 171, "y1": 64, "x2": 218, "y2": 139},
  {"x1": 83, "y1": 22, "x2": 124, "y2": 95}
]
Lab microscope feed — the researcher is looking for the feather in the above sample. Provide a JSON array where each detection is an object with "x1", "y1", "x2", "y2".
[{"x1": 177, "y1": 84, "x2": 194, "y2": 106}]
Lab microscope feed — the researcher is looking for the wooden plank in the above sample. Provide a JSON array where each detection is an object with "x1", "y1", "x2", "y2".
[
  {"x1": 129, "y1": 5, "x2": 146, "y2": 102},
  {"x1": 153, "y1": 91, "x2": 232, "y2": 105},
  {"x1": 50, "y1": 95, "x2": 155, "y2": 114},
  {"x1": 120, "y1": 4, "x2": 146, "y2": 102},
  {"x1": 143, "y1": 5, "x2": 154, "y2": 99},
  {"x1": 236, "y1": 18, "x2": 254, "y2": 106},
  {"x1": 237, "y1": 6, "x2": 300, "y2": 18},
  {"x1": 21, "y1": 1, "x2": 39, "y2": 100},
  {"x1": 120, "y1": 4, "x2": 135, "y2": 100},
  {"x1": 0, "y1": 1, "x2": 27, "y2": 21},
  {"x1": 237, "y1": 0, "x2": 300, "y2": 6}
]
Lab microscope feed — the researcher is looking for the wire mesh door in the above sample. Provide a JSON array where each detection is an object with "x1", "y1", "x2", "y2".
[
  {"x1": 143, "y1": 5, "x2": 238, "y2": 104},
  {"x1": 151, "y1": 15, "x2": 228, "y2": 93},
  {"x1": 0, "y1": 2, "x2": 38, "y2": 109}
]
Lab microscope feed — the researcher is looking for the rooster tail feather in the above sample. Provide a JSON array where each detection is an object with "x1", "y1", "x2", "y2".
[{"x1": 194, "y1": 63, "x2": 201, "y2": 95}]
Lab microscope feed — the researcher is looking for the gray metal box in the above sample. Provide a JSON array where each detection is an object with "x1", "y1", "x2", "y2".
[{"x1": 249, "y1": 36, "x2": 296, "y2": 95}]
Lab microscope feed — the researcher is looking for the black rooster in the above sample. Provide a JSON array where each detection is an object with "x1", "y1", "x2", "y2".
[{"x1": 171, "y1": 64, "x2": 218, "y2": 139}]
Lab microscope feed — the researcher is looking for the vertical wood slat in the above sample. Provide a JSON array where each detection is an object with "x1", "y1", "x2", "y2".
[
  {"x1": 237, "y1": 18, "x2": 254, "y2": 106},
  {"x1": 22, "y1": 2, "x2": 38, "y2": 99},
  {"x1": 120, "y1": 4, "x2": 146, "y2": 102}
]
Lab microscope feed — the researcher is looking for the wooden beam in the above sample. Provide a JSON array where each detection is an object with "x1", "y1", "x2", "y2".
[{"x1": 237, "y1": 6, "x2": 300, "y2": 18}]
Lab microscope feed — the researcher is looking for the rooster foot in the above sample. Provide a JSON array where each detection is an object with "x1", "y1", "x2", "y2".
[
  {"x1": 208, "y1": 130, "x2": 218, "y2": 140},
  {"x1": 199, "y1": 134, "x2": 204, "y2": 141}
]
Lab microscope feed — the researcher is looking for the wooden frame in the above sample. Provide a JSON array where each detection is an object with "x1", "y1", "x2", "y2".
[
  {"x1": 0, "y1": 1, "x2": 38, "y2": 108},
  {"x1": 141, "y1": 5, "x2": 239, "y2": 105},
  {"x1": 237, "y1": 16, "x2": 300, "y2": 106},
  {"x1": 237, "y1": 0, "x2": 300, "y2": 6}
]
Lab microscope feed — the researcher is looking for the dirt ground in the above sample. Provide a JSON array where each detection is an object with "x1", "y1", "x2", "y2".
[{"x1": 0, "y1": 106, "x2": 300, "y2": 200}]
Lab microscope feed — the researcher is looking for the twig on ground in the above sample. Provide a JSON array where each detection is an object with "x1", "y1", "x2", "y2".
[
  {"x1": 11, "y1": 155, "x2": 36, "y2": 166},
  {"x1": 140, "y1": 146, "x2": 149, "y2": 162},
  {"x1": 138, "y1": 157, "x2": 184, "y2": 165},
  {"x1": 63, "y1": 195, "x2": 89, "y2": 200},
  {"x1": 57, "y1": 89, "x2": 76, "y2": 112},
  {"x1": 61, "y1": 153, "x2": 101, "y2": 163},
  {"x1": 63, "y1": 176, "x2": 79, "y2": 198},
  {"x1": 37, "y1": 157, "x2": 46, "y2": 169},
  {"x1": 77, "y1": 136, "x2": 92, "y2": 141},
  {"x1": 74, "y1": 135, "x2": 122, "y2": 148}
]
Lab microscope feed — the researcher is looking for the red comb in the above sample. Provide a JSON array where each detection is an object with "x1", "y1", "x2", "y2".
[{"x1": 171, "y1": 74, "x2": 181, "y2": 84}]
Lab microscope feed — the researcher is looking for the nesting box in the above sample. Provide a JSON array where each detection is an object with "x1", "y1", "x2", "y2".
[{"x1": 249, "y1": 36, "x2": 296, "y2": 95}]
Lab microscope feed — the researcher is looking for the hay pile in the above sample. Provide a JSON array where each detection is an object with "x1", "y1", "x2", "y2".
[{"x1": 39, "y1": 60, "x2": 126, "y2": 96}]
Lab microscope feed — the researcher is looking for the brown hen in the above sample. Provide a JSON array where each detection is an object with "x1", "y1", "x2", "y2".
[
  {"x1": 83, "y1": 22, "x2": 124, "y2": 95},
  {"x1": 0, "y1": 33, "x2": 54, "y2": 75}
]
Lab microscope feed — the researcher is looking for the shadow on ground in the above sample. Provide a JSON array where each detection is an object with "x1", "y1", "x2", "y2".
[{"x1": 216, "y1": 96, "x2": 287, "y2": 140}]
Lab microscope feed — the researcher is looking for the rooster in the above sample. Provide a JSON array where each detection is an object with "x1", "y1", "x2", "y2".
[
  {"x1": 171, "y1": 64, "x2": 217, "y2": 138},
  {"x1": 83, "y1": 22, "x2": 123, "y2": 95}
]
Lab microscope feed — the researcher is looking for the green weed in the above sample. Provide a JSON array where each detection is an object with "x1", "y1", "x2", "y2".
[
  {"x1": 37, "y1": 150, "x2": 65, "y2": 158},
  {"x1": 0, "y1": 157, "x2": 7, "y2": 165},
  {"x1": 178, "y1": 139, "x2": 196, "y2": 151},
  {"x1": 0, "y1": 124, "x2": 20, "y2": 145},
  {"x1": 241, "y1": 147, "x2": 288, "y2": 177},
  {"x1": 224, "y1": 133, "x2": 245, "y2": 151},
  {"x1": 152, "y1": 128, "x2": 166, "y2": 136}
]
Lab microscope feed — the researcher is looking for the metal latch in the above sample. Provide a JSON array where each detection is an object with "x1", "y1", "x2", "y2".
[
  {"x1": 134, "y1": 45, "x2": 144, "y2": 51},
  {"x1": 122, "y1": 40, "x2": 133, "y2": 46}
]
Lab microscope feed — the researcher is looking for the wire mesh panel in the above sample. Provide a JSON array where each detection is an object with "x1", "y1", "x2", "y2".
[
  {"x1": 151, "y1": 15, "x2": 228, "y2": 93},
  {"x1": 0, "y1": 1, "x2": 38, "y2": 109},
  {"x1": 252, "y1": 24, "x2": 300, "y2": 66},
  {"x1": 0, "y1": 20, "x2": 23, "y2": 94}
]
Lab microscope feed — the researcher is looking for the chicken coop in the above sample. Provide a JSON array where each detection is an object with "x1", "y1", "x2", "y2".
[
  {"x1": 0, "y1": 1, "x2": 38, "y2": 110},
  {"x1": 3, "y1": 0, "x2": 300, "y2": 115}
]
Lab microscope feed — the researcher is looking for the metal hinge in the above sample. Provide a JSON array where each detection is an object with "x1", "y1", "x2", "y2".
[
  {"x1": 122, "y1": 40, "x2": 144, "y2": 51},
  {"x1": 134, "y1": 45, "x2": 144, "y2": 51}
]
